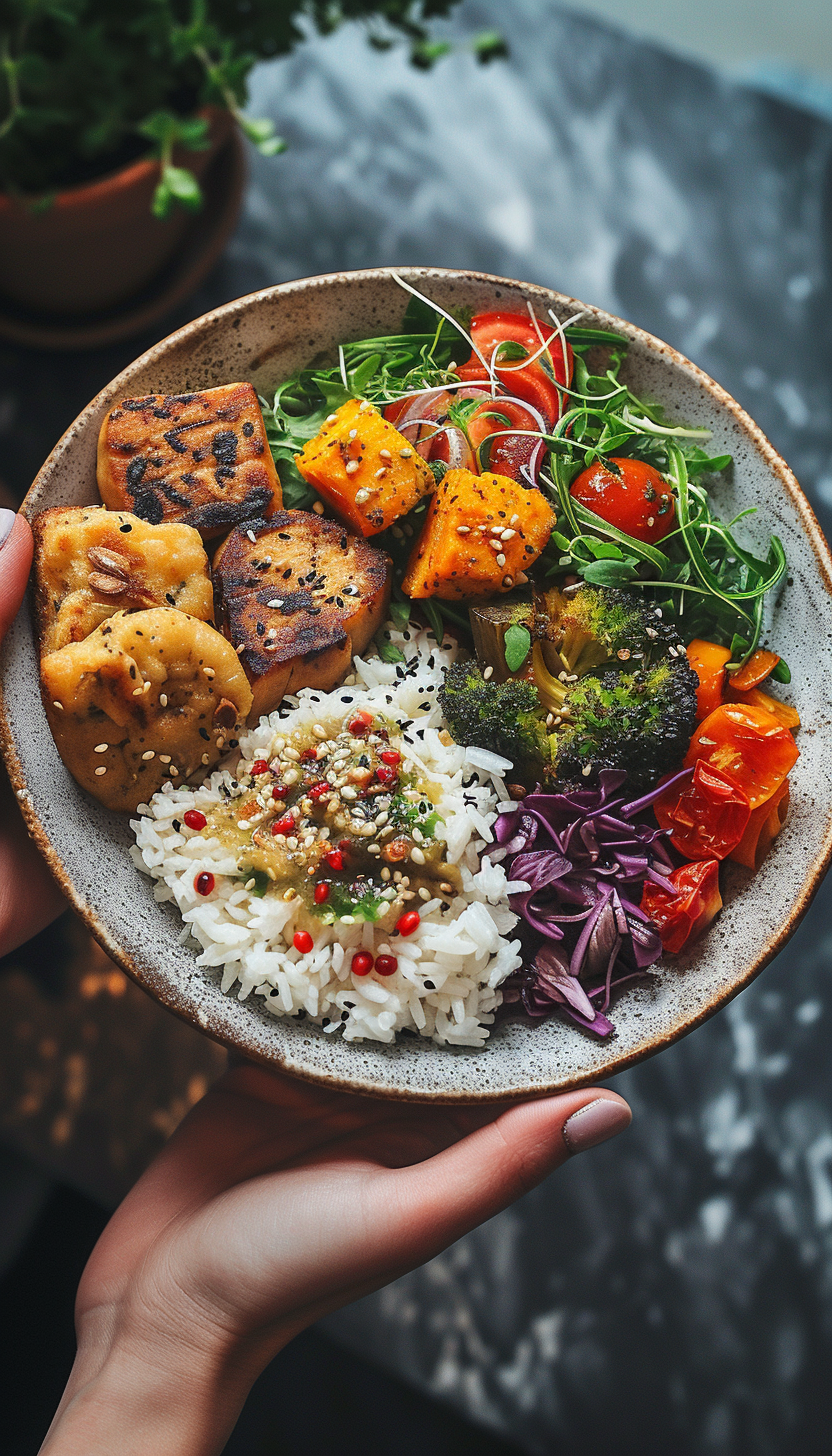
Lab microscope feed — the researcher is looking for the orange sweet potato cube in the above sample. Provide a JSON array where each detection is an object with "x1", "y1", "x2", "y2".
[
  {"x1": 401, "y1": 469, "x2": 555, "y2": 600},
  {"x1": 294, "y1": 399, "x2": 434, "y2": 536}
]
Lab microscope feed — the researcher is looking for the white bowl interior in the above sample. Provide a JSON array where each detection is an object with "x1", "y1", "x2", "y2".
[{"x1": 3, "y1": 268, "x2": 832, "y2": 1101}]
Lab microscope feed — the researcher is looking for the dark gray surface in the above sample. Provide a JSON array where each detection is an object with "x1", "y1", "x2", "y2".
[{"x1": 2, "y1": 4, "x2": 832, "y2": 1453}]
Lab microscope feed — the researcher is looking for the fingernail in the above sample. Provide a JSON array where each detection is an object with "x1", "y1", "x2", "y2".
[
  {"x1": 563, "y1": 1097, "x2": 631, "y2": 1154},
  {"x1": 0, "y1": 509, "x2": 16, "y2": 551}
]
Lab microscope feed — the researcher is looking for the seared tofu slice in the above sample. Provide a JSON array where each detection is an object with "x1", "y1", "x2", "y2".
[
  {"x1": 40, "y1": 608, "x2": 252, "y2": 813},
  {"x1": 97, "y1": 383, "x2": 281, "y2": 538},
  {"x1": 33, "y1": 506, "x2": 213, "y2": 655},
  {"x1": 213, "y1": 510, "x2": 391, "y2": 718}
]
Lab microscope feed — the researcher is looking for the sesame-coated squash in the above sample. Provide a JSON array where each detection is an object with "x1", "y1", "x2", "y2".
[{"x1": 294, "y1": 398, "x2": 434, "y2": 536}]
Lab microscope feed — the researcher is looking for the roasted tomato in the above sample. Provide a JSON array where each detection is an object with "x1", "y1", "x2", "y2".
[
  {"x1": 686, "y1": 639, "x2": 732, "y2": 722},
  {"x1": 653, "y1": 760, "x2": 750, "y2": 861},
  {"x1": 729, "y1": 778, "x2": 790, "y2": 872},
  {"x1": 684, "y1": 702, "x2": 798, "y2": 811},
  {"x1": 569, "y1": 457, "x2": 675, "y2": 544},
  {"x1": 456, "y1": 310, "x2": 572, "y2": 427},
  {"x1": 723, "y1": 682, "x2": 800, "y2": 731},
  {"x1": 384, "y1": 387, "x2": 489, "y2": 472},
  {"x1": 640, "y1": 858, "x2": 722, "y2": 954},
  {"x1": 728, "y1": 648, "x2": 781, "y2": 691}
]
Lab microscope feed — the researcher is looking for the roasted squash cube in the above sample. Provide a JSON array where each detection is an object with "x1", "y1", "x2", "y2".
[
  {"x1": 33, "y1": 506, "x2": 213, "y2": 655},
  {"x1": 401, "y1": 469, "x2": 555, "y2": 600},
  {"x1": 97, "y1": 383, "x2": 281, "y2": 538},
  {"x1": 213, "y1": 510, "x2": 392, "y2": 718},
  {"x1": 294, "y1": 398, "x2": 433, "y2": 536}
]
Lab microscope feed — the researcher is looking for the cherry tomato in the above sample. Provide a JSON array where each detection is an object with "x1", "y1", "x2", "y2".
[
  {"x1": 313, "y1": 882, "x2": 330, "y2": 904},
  {"x1": 351, "y1": 951, "x2": 374, "y2": 976},
  {"x1": 653, "y1": 761, "x2": 750, "y2": 861},
  {"x1": 293, "y1": 930, "x2": 314, "y2": 954},
  {"x1": 728, "y1": 649, "x2": 781, "y2": 691},
  {"x1": 729, "y1": 778, "x2": 790, "y2": 873},
  {"x1": 250, "y1": 759, "x2": 270, "y2": 776},
  {"x1": 375, "y1": 954, "x2": 398, "y2": 976},
  {"x1": 684, "y1": 702, "x2": 799, "y2": 811},
  {"x1": 194, "y1": 871, "x2": 215, "y2": 896},
  {"x1": 395, "y1": 910, "x2": 421, "y2": 936},
  {"x1": 569, "y1": 457, "x2": 675, "y2": 544},
  {"x1": 686, "y1": 639, "x2": 732, "y2": 722},
  {"x1": 183, "y1": 810, "x2": 207, "y2": 831},
  {"x1": 640, "y1": 858, "x2": 722, "y2": 954}
]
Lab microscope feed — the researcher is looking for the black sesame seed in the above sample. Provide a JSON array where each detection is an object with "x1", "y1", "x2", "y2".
[
  {"x1": 199, "y1": 727, "x2": 210, "y2": 741},
  {"x1": 119, "y1": 523, "x2": 132, "y2": 533},
  {"x1": 172, "y1": 820, "x2": 181, "y2": 832},
  {"x1": 424, "y1": 980, "x2": 435, "y2": 990}
]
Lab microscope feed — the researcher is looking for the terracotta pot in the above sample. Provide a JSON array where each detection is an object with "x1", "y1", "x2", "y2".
[{"x1": 0, "y1": 107, "x2": 234, "y2": 316}]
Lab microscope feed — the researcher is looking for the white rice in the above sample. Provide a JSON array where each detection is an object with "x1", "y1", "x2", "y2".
[{"x1": 130, "y1": 624, "x2": 527, "y2": 1047}]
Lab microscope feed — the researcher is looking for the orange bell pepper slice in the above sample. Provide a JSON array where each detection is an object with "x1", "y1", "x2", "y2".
[
  {"x1": 724, "y1": 682, "x2": 799, "y2": 730},
  {"x1": 684, "y1": 702, "x2": 798, "y2": 811},
  {"x1": 728, "y1": 648, "x2": 780, "y2": 691},
  {"x1": 686, "y1": 639, "x2": 731, "y2": 721},
  {"x1": 729, "y1": 778, "x2": 790, "y2": 872}
]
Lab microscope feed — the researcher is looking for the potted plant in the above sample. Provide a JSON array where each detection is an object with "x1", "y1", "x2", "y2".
[{"x1": 0, "y1": 1, "x2": 504, "y2": 321}]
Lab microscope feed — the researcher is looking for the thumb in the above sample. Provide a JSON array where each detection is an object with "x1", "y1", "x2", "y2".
[{"x1": 0, "y1": 511, "x2": 33, "y2": 641}]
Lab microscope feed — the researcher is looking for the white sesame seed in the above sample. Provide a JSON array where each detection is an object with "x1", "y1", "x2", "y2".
[
  {"x1": 348, "y1": 428, "x2": 357, "y2": 439},
  {"x1": 582, "y1": 763, "x2": 593, "y2": 777},
  {"x1": 313, "y1": 724, "x2": 327, "y2": 738},
  {"x1": 267, "y1": 599, "x2": 283, "y2": 609},
  {"x1": 410, "y1": 846, "x2": 426, "y2": 865},
  {"x1": 345, "y1": 460, "x2": 360, "y2": 475},
  {"x1": 483, "y1": 665, "x2": 494, "y2": 680},
  {"x1": 201, "y1": 753, "x2": 210, "y2": 764},
  {"x1": 143, "y1": 680, "x2": 152, "y2": 694},
  {"x1": 312, "y1": 500, "x2": 326, "y2": 514},
  {"x1": 247, "y1": 530, "x2": 257, "y2": 543},
  {"x1": 326, "y1": 413, "x2": 338, "y2": 424},
  {"x1": 283, "y1": 747, "x2": 300, "y2": 760},
  {"x1": 502, "y1": 575, "x2": 514, "y2": 588},
  {"x1": 160, "y1": 693, "x2": 168, "y2": 707},
  {"x1": 94, "y1": 765, "x2": 107, "y2": 776},
  {"x1": 341, "y1": 785, "x2": 358, "y2": 800},
  {"x1": 501, "y1": 529, "x2": 516, "y2": 540},
  {"x1": 456, "y1": 525, "x2": 470, "y2": 535},
  {"x1": 418, "y1": 887, "x2": 431, "y2": 902},
  {"x1": 355, "y1": 487, "x2": 371, "y2": 504},
  {"x1": 204, "y1": 667, "x2": 215, "y2": 678},
  {"x1": 245, "y1": 878, "x2": 256, "y2": 890},
  {"x1": 159, "y1": 755, "x2": 171, "y2": 764},
  {"x1": 379, "y1": 449, "x2": 392, "y2": 460},
  {"x1": 358, "y1": 400, "x2": 373, "y2": 412},
  {"x1": 381, "y1": 866, "x2": 391, "y2": 881},
  {"x1": 374, "y1": 468, "x2": 387, "y2": 479},
  {"x1": 488, "y1": 538, "x2": 501, "y2": 551},
  {"x1": 52, "y1": 701, "x2": 63, "y2": 710},
  {"x1": 142, "y1": 750, "x2": 155, "y2": 760},
  {"x1": 282, "y1": 768, "x2": 299, "y2": 785},
  {"x1": 132, "y1": 686, "x2": 143, "y2": 696},
  {"x1": 399, "y1": 447, "x2": 412, "y2": 458},
  {"x1": 510, "y1": 513, "x2": 520, "y2": 525},
  {"x1": 496, "y1": 553, "x2": 506, "y2": 567},
  {"x1": 94, "y1": 743, "x2": 108, "y2": 753}
]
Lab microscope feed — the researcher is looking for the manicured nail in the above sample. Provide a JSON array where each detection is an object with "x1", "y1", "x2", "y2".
[
  {"x1": 0, "y1": 509, "x2": 16, "y2": 550},
  {"x1": 563, "y1": 1097, "x2": 631, "y2": 1153}
]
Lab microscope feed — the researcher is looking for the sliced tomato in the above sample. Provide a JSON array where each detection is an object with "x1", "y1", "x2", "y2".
[
  {"x1": 466, "y1": 397, "x2": 540, "y2": 481},
  {"x1": 729, "y1": 778, "x2": 790, "y2": 872},
  {"x1": 640, "y1": 858, "x2": 722, "y2": 954},
  {"x1": 686, "y1": 639, "x2": 732, "y2": 722},
  {"x1": 728, "y1": 648, "x2": 781, "y2": 691},
  {"x1": 386, "y1": 387, "x2": 488, "y2": 471},
  {"x1": 653, "y1": 760, "x2": 750, "y2": 861},
  {"x1": 724, "y1": 682, "x2": 800, "y2": 731},
  {"x1": 569, "y1": 457, "x2": 675, "y2": 544},
  {"x1": 684, "y1": 702, "x2": 799, "y2": 811},
  {"x1": 456, "y1": 309, "x2": 573, "y2": 427}
]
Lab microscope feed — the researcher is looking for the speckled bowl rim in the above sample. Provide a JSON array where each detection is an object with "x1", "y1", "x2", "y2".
[{"x1": 3, "y1": 266, "x2": 832, "y2": 1103}]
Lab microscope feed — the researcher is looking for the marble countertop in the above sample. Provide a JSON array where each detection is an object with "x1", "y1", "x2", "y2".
[{"x1": 2, "y1": 3, "x2": 832, "y2": 1451}]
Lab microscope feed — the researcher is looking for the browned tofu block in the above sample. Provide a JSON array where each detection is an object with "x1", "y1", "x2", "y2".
[
  {"x1": 40, "y1": 608, "x2": 253, "y2": 813},
  {"x1": 97, "y1": 383, "x2": 281, "y2": 538},
  {"x1": 32, "y1": 506, "x2": 213, "y2": 655},
  {"x1": 213, "y1": 510, "x2": 391, "y2": 718}
]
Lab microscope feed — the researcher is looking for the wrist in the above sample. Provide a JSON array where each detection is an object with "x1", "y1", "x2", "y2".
[{"x1": 41, "y1": 1320, "x2": 255, "y2": 1456}]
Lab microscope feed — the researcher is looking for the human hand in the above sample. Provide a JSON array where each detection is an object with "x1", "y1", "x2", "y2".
[
  {"x1": 0, "y1": 508, "x2": 66, "y2": 957},
  {"x1": 44, "y1": 1060, "x2": 630, "y2": 1455}
]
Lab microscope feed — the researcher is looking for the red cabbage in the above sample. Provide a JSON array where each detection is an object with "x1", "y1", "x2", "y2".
[{"x1": 498, "y1": 769, "x2": 691, "y2": 1037}]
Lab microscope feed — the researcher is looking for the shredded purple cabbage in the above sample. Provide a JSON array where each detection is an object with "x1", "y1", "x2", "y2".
[{"x1": 496, "y1": 768, "x2": 692, "y2": 1038}]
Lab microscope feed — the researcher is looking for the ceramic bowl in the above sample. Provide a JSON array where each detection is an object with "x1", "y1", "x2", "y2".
[{"x1": 3, "y1": 267, "x2": 831, "y2": 1103}]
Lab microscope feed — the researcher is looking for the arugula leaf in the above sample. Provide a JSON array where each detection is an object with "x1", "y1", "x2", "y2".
[
  {"x1": 388, "y1": 599, "x2": 412, "y2": 631},
  {"x1": 374, "y1": 632, "x2": 406, "y2": 664}
]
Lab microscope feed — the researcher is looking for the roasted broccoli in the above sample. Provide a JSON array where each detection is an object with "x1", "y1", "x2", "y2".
[
  {"x1": 438, "y1": 663, "x2": 554, "y2": 776},
  {"x1": 440, "y1": 584, "x2": 698, "y2": 789}
]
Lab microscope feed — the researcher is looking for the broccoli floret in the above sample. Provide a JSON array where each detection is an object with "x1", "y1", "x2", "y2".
[
  {"x1": 536, "y1": 584, "x2": 682, "y2": 676},
  {"x1": 438, "y1": 662, "x2": 553, "y2": 774},
  {"x1": 553, "y1": 658, "x2": 697, "y2": 790},
  {"x1": 442, "y1": 583, "x2": 698, "y2": 789}
]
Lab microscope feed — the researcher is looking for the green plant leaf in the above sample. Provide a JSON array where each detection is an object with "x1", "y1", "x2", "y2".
[
  {"x1": 472, "y1": 30, "x2": 508, "y2": 62},
  {"x1": 375, "y1": 632, "x2": 406, "y2": 664},
  {"x1": 161, "y1": 164, "x2": 202, "y2": 209},
  {"x1": 504, "y1": 624, "x2": 532, "y2": 672},
  {"x1": 580, "y1": 559, "x2": 638, "y2": 586},
  {"x1": 389, "y1": 599, "x2": 411, "y2": 631},
  {"x1": 771, "y1": 657, "x2": 791, "y2": 683}
]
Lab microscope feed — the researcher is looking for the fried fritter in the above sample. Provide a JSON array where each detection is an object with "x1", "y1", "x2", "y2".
[
  {"x1": 213, "y1": 510, "x2": 392, "y2": 718},
  {"x1": 33, "y1": 506, "x2": 213, "y2": 655},
  {"x1": 40, "y1": 608, "x2": 253, "y2": 812},
  {"x1": 96, "y1": 383, "x2": 281, "y2": 538}
]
